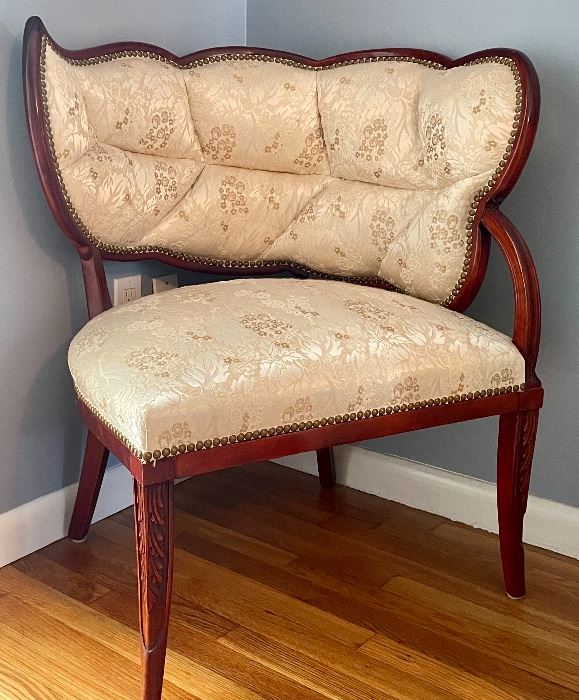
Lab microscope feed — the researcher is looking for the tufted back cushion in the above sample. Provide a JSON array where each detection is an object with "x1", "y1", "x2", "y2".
[{"x1": 42, "y1": 42, "x2": 519, "y2": 303}]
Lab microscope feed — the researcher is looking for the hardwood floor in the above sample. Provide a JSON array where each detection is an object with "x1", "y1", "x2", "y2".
[{"x1": 0, "y1": 461, "x2": 578, "y2": 699}]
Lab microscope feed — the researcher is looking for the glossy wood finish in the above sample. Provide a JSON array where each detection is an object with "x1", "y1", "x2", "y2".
[
  {"x1": 497, "y1": 410, "x2": 539, "y2": 598},
  {"x1": 68, "y1": 430, "x2": 109, "y2": 541},
  {"x1": 482, "y1": 208, "x2": 542, "y2": 386},
  {"x1": 134, "y1": 481, "x2": 174, "y2": 700},
  {"x1": 79, "y1": 246, "x2": 112, "y2": 320},
  {"x1": 1, "y1": 465, "x2": 578, "y2": 699},
  {"x1": 22, "y1": 15, "x2": 545, "y2": 700}
]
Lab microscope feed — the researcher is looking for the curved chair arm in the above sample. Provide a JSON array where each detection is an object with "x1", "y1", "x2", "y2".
[{"x1": 481, "y1": 207, "x2": 541, "y2": 387}]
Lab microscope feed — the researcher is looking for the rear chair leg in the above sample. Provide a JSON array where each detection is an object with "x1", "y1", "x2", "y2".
[
  {"x1": 134, "y1": 480, "x2": 174, "y2": 700},
  {"x1": 316, "y1": 447, "x2": 336, "y2": 488},
  {"x1": 496, "y1": 410, "x2": 539, "y2": 599},
  {"x1": 68, "y1": 430, "x2": 109, "y2": 541}
]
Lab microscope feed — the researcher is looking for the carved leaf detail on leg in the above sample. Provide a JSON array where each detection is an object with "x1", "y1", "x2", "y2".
[
  {"x1": 518, "y1": 410, "x2": 539, "y2": 515},
  {"x1": 134, "y1": 481, "x2": 174, "y2": 649},
  {"x1": 136, "y1": 483, "x2": 167, "y2": 612}
]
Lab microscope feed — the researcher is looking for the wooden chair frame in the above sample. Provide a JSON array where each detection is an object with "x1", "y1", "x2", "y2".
[{"x1": 23, "y1": 16, "x2": 543, "y2": 700}]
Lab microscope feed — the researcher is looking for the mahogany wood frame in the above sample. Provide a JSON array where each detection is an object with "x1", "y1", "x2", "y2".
[{"x1": 23, "y1": 16, "x2": 543, "y2": 700}]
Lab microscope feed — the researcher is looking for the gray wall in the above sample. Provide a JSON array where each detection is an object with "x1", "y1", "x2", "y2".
[
  {"x1": 248, "y1": 0, "x2": 579, "y2": 507},
  {"x1": 0, "y1": 0, "x2": 246, "y2": 514}
]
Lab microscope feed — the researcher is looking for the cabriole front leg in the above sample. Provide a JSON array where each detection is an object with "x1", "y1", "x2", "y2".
[
  {"x1": 496, "y1": 410, "x2": 539, "y2": 599},
  {"x1": 134, "y1": 480, "x2": 174, "y2": 700}
]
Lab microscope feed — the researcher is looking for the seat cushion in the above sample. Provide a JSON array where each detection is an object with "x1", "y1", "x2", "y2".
[{"x1": 68, "y1": 278, "x2": 525, "y2": 462}]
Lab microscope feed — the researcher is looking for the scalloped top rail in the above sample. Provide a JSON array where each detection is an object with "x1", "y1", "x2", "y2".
[{"x1": 39, "y1": 34, "x2": 524, "y2": 304}]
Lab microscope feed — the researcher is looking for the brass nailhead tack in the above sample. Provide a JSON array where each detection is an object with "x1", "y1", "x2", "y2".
[{"x1": 73, "y1": 381, "x2": 523, "y2": 464}]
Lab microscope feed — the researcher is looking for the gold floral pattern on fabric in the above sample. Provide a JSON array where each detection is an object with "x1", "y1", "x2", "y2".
[
  {"x1": 370, "y1": 209, "x2": 397, "y2": 261},
  {"x1": 60, "y1": 144, "x2": 203, "y2": 247},
  {"x1": 393, "y1": 377, "x2": 421, "y2": 404},
  {"x1": 158, "y1": 422, "x2": 193, "y2": 450},
  {"x1": 125, "y1": 347, "x2": 180, "y2": 378},
  {"x1": 139, "y1": 111, "x2": 176, "y2": 150},
  {"x1": 356, "y1": 118, "x2": 388, "y2": 162},
  {"x1": 44, "y1": 43, "x2": 519, "y2": 303},
  {"x1": 219, "y1": 175, "x2": 248, "y2": 216},
  {"x1": 185, "y1": 61, "x2": 329, "y2": 174},
  {"x1": 145, "y1": 165, "x2": 330, "y2": 260},
  {"x1": 425, "y1": 114, "x2": 451, "y2": 176},
  {"x1": 69, "y1": 278, "x2": 525, "y2": 460},
  {"x1": 293, "y1": 128, "x2": 327, "y2": 171},
  {"x1": 430, "y1": 209, "x2": 462, "y2": 254},
  {"x1": 241, "y1": 313, "x2": 294, "y2": 345},
  {"x1": 154, "y1": 162, "x2": 179, "y2": 203},
  {"x1": 282, "y1": 398, "x2": 314, "y2": 424},
  {"x1": 201, "y1": 124, "x2": 237, "y2": 162},
  {"x1": 262, "y1": 176, "x2": 481, "y2": 296}
]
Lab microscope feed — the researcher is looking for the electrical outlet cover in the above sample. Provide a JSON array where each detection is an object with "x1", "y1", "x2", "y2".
[
  {"x1": 113, "y1": 275, "x2": 142, "y2": 306},
  {"x1": 152, "y1": 274, "x2": 178, "y2": 294}
]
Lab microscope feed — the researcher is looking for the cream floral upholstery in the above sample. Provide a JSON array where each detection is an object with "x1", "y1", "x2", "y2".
[
  {"x1": 69, "y1": 279, "x2": 525, "y2": 463},
  {"x1": 43, "y1": 43, "x2": 519, "y2": 304},
  {"x1": 41, "y1": 40, "x2": 526, "y2": 463}
]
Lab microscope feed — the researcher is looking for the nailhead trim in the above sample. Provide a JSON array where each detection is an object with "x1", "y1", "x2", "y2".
[
  {"x1": 75, "y1": 383, "x2": 524, "y2": 464},
  {"x1": 443, "y1": 55, "x2": 523, "y2": 306},
  {"x1": 40, "y1": 38, "x2": 523, "y2": 306}
]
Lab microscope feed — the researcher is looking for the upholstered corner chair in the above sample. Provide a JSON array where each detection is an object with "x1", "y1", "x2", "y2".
[{"x1": 24, "y1": 15, "x2": 542, "y2": 699}]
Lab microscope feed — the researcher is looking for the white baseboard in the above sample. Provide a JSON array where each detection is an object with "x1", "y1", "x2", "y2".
[
  {"x1": 0, "y1": 463, "x2": 134, "y2": 568},
  {"x1": 274, "y1": 445, "x2": 579, "y2": 560},
  {"x1": 1, "y1": 446, "x2": 577, "y2": 567}
]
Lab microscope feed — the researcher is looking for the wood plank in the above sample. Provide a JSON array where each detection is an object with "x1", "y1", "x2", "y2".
[
  {"x1": 359, "y1": 634, "x2": 528, "y2": 700},
  {"x1": 383, "y1": 576, "x2": 579, "y2": 691},
  {"x1": 174, "y1": 508, "x2": 298, "y2": 569},
  {"x1": 240, "y1": 462, "x2": 408, "y2": 524},
  {"x1": 168, "y1": 550, "x2": 484, "y2": 700},
  {"x1": 217, "y1": 465, "x2": 392, "y2": 524},
  {"x1": 0, "y1": 657, "x2": 62, "y2": 700},
  {"x1": 221, "y1": 625, "x2": 458, "y2": 700},
  {"x1": 12, "y1": 550, "x2": 110, "y2": 604},
  {"x1": 431, "y1": 521, "x2": 579, "y2": 622},
  {"x1": 91, "y1": 589, "x2": 329, "y2": 700},
  {"x1": 172, "y1": 547, "x2": 374, "y2": 649},
  {"x1": 1, "y1": 462, "x2": 578, "y2": 700},
  {"x1": 0, "y1": 595, "x2": 145, "y2": 699},
  {"x1": 0, "y1": 567, "x2": 264, "y2": 700}
]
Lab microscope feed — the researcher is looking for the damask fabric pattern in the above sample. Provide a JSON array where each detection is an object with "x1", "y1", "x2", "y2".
[
  {"x1": 69, "y1": 279, "x2": 525, "y2": 461},
  {"x1": 44, "y1": 44, "x2": 517, "y2": 303}
]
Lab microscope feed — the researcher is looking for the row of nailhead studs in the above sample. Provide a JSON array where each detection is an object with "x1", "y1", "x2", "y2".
[
  {"x1": 41, "y1": 38, "x2": 522, "y2": 307},
  {"x1": 76, "y1": 384, "x2": 525, "y2": 464},
  {"x1": 49, "y1": 37, "x2": 445, "y2": 71},
  {"x1": 442, "y1": 55, "x2": 522, "y2": 306}
]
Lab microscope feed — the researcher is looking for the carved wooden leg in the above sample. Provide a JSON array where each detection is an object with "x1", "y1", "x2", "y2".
[
  {"x1": 68, "y1": 430, "x2": 109, "y2": 541},
  {"x1": 134, "y1": 480, "x2": 174, "y2": 700},
  {"x1": 316, "y1": 447, "x2": 336, "y2": 488},
  {"x1": 496, "y1": 410, "x2": 539, "y2": 599}
]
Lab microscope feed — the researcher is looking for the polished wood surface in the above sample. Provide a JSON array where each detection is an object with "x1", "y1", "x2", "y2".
[
  {"x1": 0, "y1": 463, "x2": 577, "y2": 699},
  {"x1": 134, "y1": 481, "x2": 175, "y2": 699},
  {"x1": 481, "y1": 209, "x2": 542, "y2": 386},
  {"x1": 497, "y1": 410, "x2": 540, "y2": 597},
  {"x1": 68, "y1": 430, "x2": 109, "y2": 541}
]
